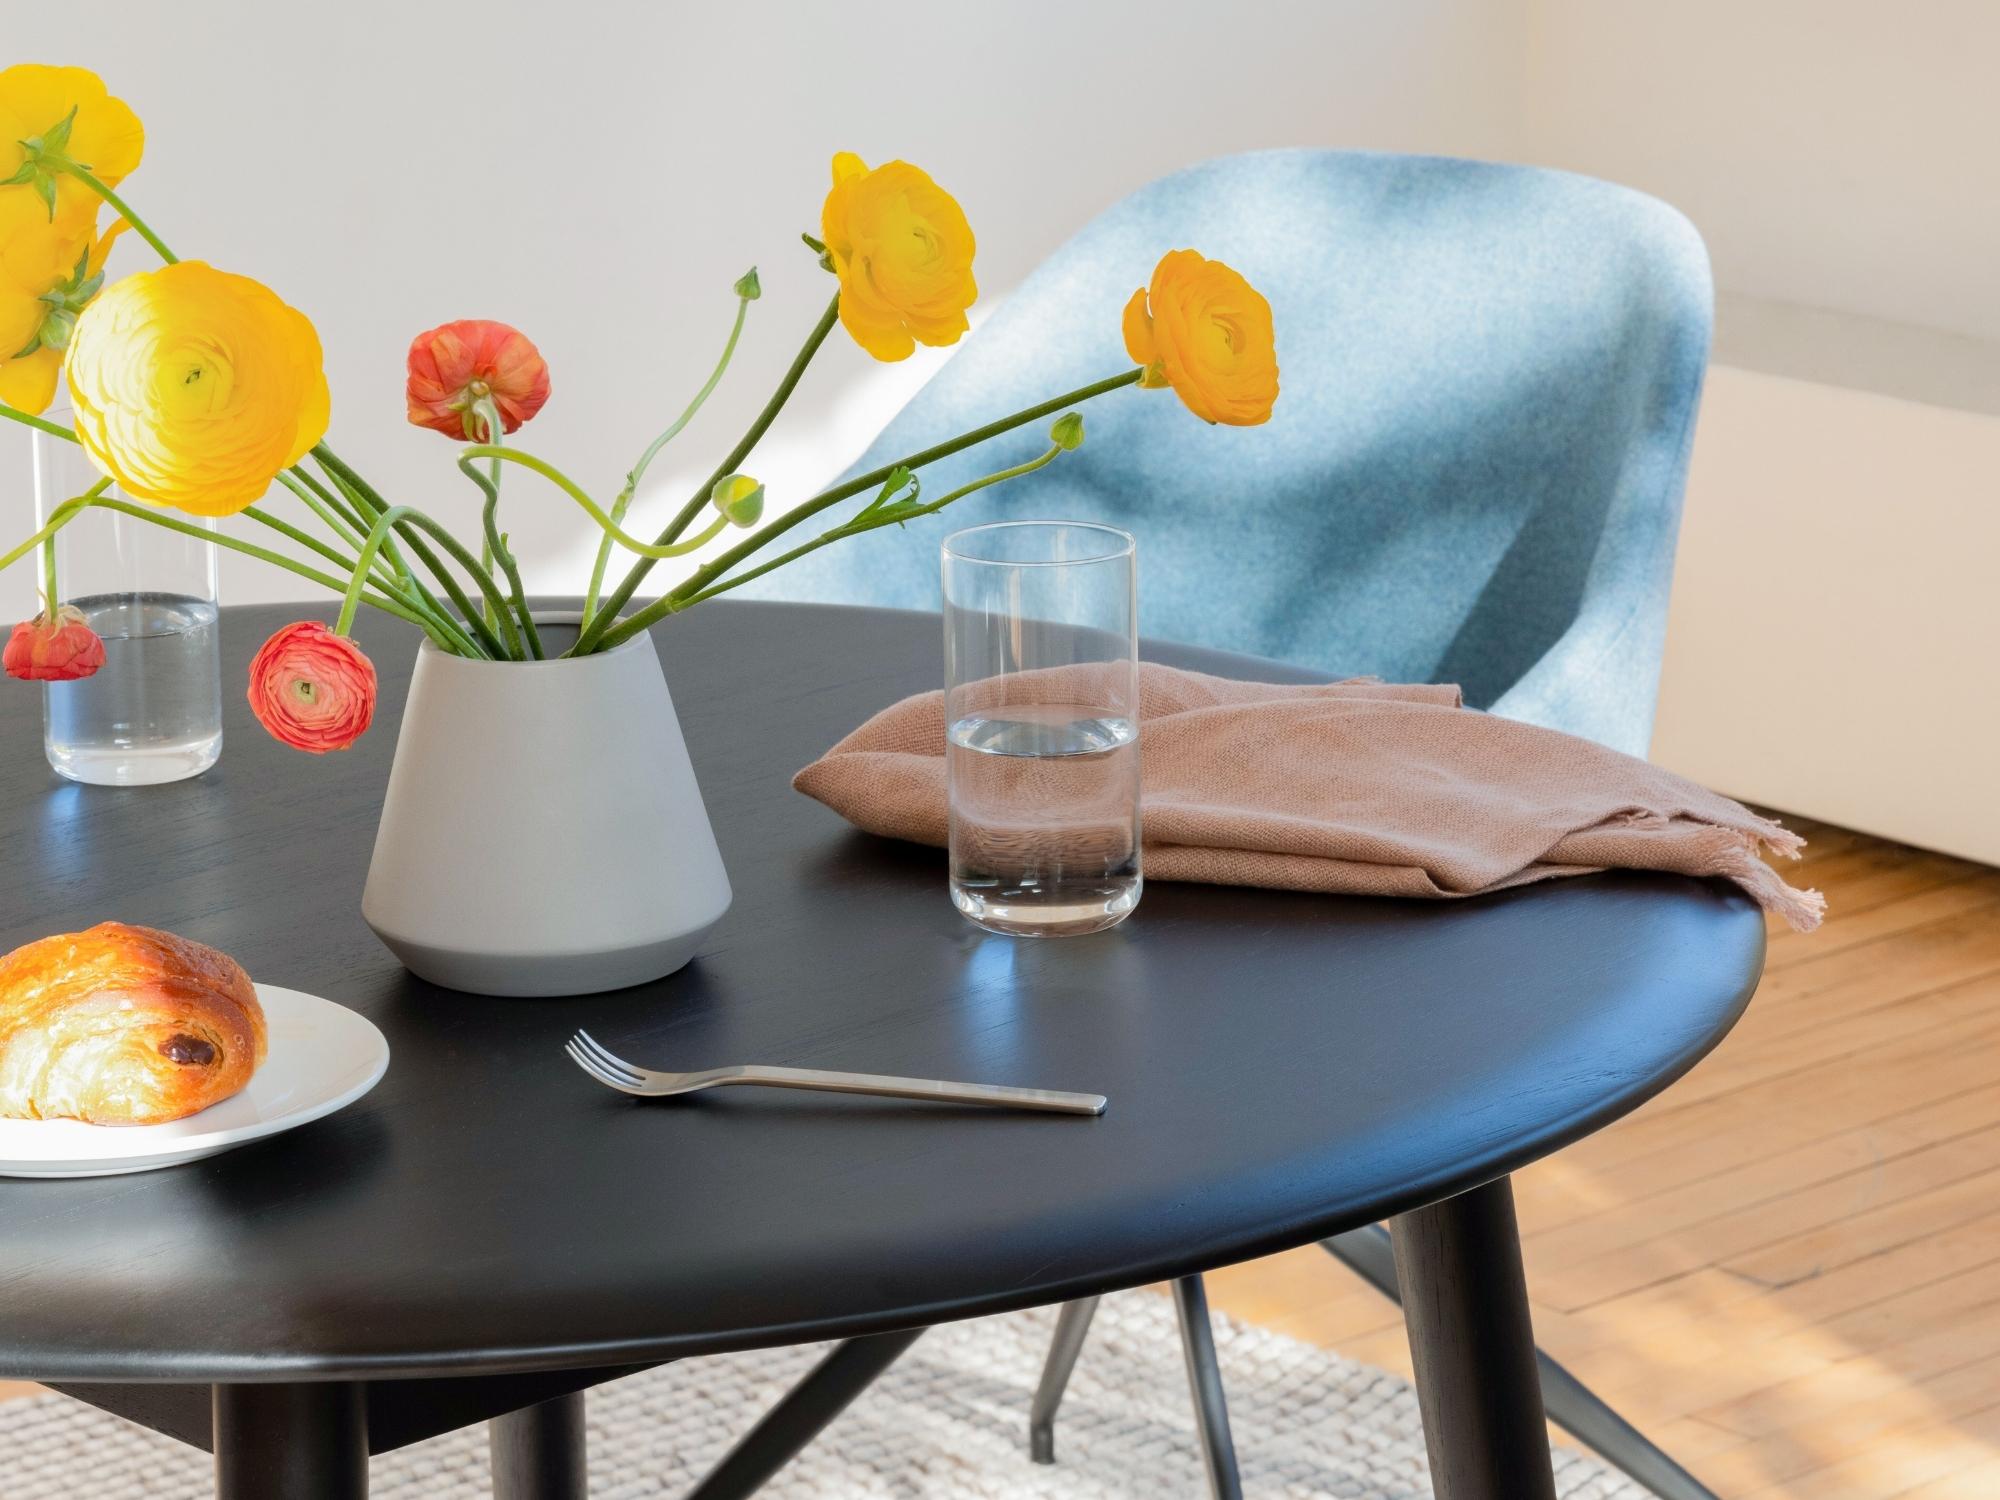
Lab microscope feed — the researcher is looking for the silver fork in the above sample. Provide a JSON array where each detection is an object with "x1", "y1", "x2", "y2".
[{"x1": 565, "y1": 1031, "x2": 1106, "y2": 1116}]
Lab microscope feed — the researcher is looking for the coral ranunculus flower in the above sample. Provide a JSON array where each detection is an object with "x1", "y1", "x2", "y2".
[
  {"x1": 65, "y1": 261, "x2": 330, "y2": 517},
  {"x1": 246, "y1": 621, "x2": 376, "y2": 754},
  {"x1": 0, "y1": 64, "x2": 144, "y2": 230},
  {"x1": 3, "y1": 606, "x2": 105, "y2": 682},
  {"x1": 405, "y1": 319, "x2": 550, "y2": 440},
  {"x1": 1122, "y1": 250, "x2": 1278, "y2": 427},
  {"x1": 821, "y1": 152, "x2": 977, "y2": 362}
]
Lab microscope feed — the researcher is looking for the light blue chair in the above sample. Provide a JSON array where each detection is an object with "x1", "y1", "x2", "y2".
[
  {"x1": 745, "y1": 147, "x2": 1710, "y2": 758},
  {"x1": 728, "y1": 150, "x2": 1715, "y2": 1499}
]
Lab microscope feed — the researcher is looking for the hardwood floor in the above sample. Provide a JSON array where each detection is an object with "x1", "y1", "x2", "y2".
[
  {"x1": 1202, "y1": 814, "x2": 2000, "y2": 1497},
  {"x1": 6, "y1": 816, "x2": 1997, "y2": 1497}
]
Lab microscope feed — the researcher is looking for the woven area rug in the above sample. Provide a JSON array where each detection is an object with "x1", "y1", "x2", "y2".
[{"x1": 3, "y1": 1292, "x2": 1649, "y2": 1498}]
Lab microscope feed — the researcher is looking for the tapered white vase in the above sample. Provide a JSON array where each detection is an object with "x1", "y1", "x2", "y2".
[{"x1": 361, "y1": 616, "x2": 731, "y2": 997}]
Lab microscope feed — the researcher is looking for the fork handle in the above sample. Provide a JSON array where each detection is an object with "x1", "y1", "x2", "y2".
[{"x1": 719, "y1": 1066, "x2": 1106, "y2": 1116}]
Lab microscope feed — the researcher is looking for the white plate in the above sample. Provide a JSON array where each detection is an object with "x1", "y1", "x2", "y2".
[{"x1": 0, "y1": 985, "x2": 389, "y2": 1179}]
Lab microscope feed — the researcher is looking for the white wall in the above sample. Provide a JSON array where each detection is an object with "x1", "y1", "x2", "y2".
[
  {"x1": 1522, "y1": 0, "x2": 2000, "y2": 342},
  {"x1": 2, "y1": 0, "x2": 1526, "y2": 621},
  {"x1": 1522, "y1": 1, "x2": 2000, "y2": 860},
  {"x1": 1652, "y1": 369, "x2": 2000, "y2": 863}
]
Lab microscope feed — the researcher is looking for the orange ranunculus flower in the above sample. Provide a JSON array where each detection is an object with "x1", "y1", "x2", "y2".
[
  {"x1": 246, "y1": 620, "x2": 376, "y2": 753},
  {"x1": 1122, "y1": 250, "x2": 1278, "y2": 427},
  {"x1": 821, "y1": 152, "x2": 976, "y2": 362},
  {"x1": 405, "y1": 319, "x2": 550, "y2": 440},
  {"x1": 3, "y1": 606, "x2": 105, "y2": 682},
  {"x1": 0, "y1": 65, "x2": 144, "y2": 230},
  {"x1": 65, "y1": 261, "x2": 330, "y2": 516}
]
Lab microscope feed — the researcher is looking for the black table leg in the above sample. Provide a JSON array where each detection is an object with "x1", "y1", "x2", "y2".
[
  {"x1": 491, "y1": 1390, "x2": 588, "y2": 1499},
  {"x1": 683, "y1": 1329, "x2": 923, "y2": 1499},
  {"x1": 1321, "y1": 1224, "x2": 1719, "y2": 1500},
  {"x1": 1391, "y1": 1176, "x2": 1557, "y2": 1500},
  {"x1": 213, "y1": 1382, "x2": 368, "y2": 1499}
]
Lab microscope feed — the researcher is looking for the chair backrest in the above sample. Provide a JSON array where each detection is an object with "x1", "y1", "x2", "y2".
[{"x1": 738, "y1": 149, "x2": 1711, "y2": 755}]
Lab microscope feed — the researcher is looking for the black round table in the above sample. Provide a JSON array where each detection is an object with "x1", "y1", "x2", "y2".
[{"x1": 0, "y1": 602, "x2": 1765, "y2": 1499}]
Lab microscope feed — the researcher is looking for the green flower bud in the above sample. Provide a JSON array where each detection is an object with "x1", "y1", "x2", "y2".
[
  {"x1": 1051, "y1": 412, "x2": 1085, "y2": 451},
  {"x1": 734, "y1": 267, "x2": 762, "y2": 301},
  {"x1": 711, "y1": 473, "x2": 765, "y2": 528}
]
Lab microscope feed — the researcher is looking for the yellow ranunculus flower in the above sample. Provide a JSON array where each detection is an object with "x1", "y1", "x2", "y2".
[
  {"x1": 1122, "y1": 249, "x2": 1278, "y2": 427},
  {"x1": 0, "y1": 65, "x2": 143, "y2": 231},
  {"x1": 0, "y1": 198, "x2": 127, "y2": 415},
  {"x1": 65, "y1": 262, "x2": 331, "y2": 517},
  {"x1": 821, "y1": 152, "x2": 977, "y2": 362}
]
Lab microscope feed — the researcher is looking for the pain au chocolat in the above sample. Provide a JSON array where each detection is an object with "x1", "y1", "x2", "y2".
[{"x1": 0, "y1": 922, "x2": 266, "y2": 1125}]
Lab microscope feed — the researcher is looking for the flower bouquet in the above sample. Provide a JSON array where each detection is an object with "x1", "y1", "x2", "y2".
[{"x1": 0, "y1": 64, "x2": 1279, "y2": 992}]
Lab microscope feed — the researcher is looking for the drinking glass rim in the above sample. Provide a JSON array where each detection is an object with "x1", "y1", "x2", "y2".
[{"x1": 941, "y1": 520, "x2": 1135, "y2": 568}]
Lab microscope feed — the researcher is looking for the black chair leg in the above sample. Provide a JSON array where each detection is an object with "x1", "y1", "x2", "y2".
[
  {"x1": 1321, "y1": 1222, "x2": 1721, "y2": 1500},
  {"x1": 1029, "y1": 1281, "x2": 1243, "y2": 1500},
  {"x1": 1029, "y1": 1296, "x2": 1100, "y2": 1462},
  {"x1": 1171, "y1": 1275, "x2": 1245, "y2": 1500},
  {"x1": 681, "y1": 1329, "x2": 922, "y2": 1500}
]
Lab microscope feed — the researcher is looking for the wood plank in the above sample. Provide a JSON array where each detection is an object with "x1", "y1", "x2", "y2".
[{"x1": 1202, "y1": 817, "x2": 2000, "y2": 1500}]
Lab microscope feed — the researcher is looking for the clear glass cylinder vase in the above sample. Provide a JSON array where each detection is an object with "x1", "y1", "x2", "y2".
[{"x1": 31, "y1": 411, "x2": 223, "y2": 785}]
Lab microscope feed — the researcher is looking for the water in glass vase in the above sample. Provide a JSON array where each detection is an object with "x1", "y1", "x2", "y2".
[
  {"x1": 44, "y1": 593, "x2": 224, "y2": 786},
  {"x1": 947, "y1": 707, "x2": 1142, "y2": 936}
]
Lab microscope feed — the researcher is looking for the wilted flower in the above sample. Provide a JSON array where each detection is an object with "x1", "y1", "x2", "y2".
[
  {"x1": 3, "y1": 605, "x2": 105, "y2": 681},
  {"x1": 405, "y1": 319, "x2": 550, "y2": 440}
]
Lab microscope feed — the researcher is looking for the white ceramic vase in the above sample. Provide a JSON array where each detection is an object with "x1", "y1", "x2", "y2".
[{"x1": 361, "y1": 616, "x2": 732, "y2": 997}]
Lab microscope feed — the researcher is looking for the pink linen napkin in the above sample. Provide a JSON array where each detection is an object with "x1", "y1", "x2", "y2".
[{"x1": 793, "y1": 664, "x2": 1824, "y2": 930}]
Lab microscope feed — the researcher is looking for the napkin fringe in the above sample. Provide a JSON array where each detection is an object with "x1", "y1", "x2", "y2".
[{"x1": 1689, "y1": 822, "x2": 1825, "y2": 932}]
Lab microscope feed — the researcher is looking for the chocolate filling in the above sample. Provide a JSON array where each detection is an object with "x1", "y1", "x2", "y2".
[{"x1": 160, "y1": 1033, "x2": 217, "y2": 1067}]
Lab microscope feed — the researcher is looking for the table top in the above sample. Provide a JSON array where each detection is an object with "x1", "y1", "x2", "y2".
[{"x1": 0, "y1": 602, "x2": 1765, "y2": 1384}]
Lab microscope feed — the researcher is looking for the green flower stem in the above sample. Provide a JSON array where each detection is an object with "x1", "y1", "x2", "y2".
[
  {"x1": 274, "y1": 471, "x2": 373, "y2": 558},
  {"x1": 584, "y1": 287, "x2": 753, "y2": 630},
  {"x1": 295, "y1": 461, "x2": 468, "y2": 649},
  {"x1": 460, "y1": 446, "x2": 730, "y2": 561},
  {"x1": 388, "y1": 506, "x2": 524, "y2": 659},
  {"x1": 478, "y1": 537, "x2": 497, "y2": 632},
  {"x1": 242, "y1": 505, "x2": 480, "y2": 658},
  {"x1": 0, "y1": 478, "x2": 112, "y2": 576},
  {"x1": 36, "y1": 494, "x2": 441, "y2": 637},
  {"x1": 312, "y1": 444, "x2": 512, "y2": 660},
  {"x1": 581, "y1": 292, "x2": 842, "y2": 651},
  {"x1": 0, "y1": 403, "x2": 81, "y2": 443},
  {"x1": 61, "y1": 163, "x2": 178, "y2": 265},
  {"x1": 665, "y1": 442, "x2": 1069, "y2": 617},
  {"x1": 319, "y1": 503, "x2": 508, "y2": 651},
  {"x1": 592, "y1": 367, "x2": 1144, "y2": 652},
  {"x1": 332, "y1": 505, "x2": 421, "y2": 637},
  {"x1": 39, "y1": 534, "x2": 57, "y2": 612},
  {"x1": 282, "y1": 467, "x2": 386, "y2": 570},
  {"x1": 262, "y1": 481, "x2": 404, "y2": 596},
  {"x1": 460, "y1": 402, "x2": 541, "y2": 660}
]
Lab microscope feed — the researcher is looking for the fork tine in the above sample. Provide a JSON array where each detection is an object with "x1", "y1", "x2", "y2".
[
  {"x1": 572, "y1": 1030, "x2": 649, "y2": 1083},
  {"x1": 565, "y1": 1039, "x2": 649, "y2": 1094}
]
